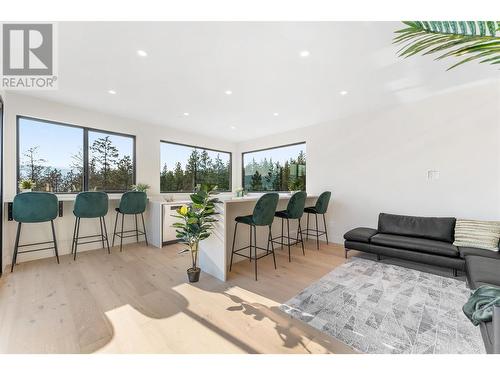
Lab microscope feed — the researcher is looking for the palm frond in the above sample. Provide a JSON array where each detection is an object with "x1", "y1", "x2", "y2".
[{"x1": 394, "y1": 21, "x2": 500, "y2": 70}]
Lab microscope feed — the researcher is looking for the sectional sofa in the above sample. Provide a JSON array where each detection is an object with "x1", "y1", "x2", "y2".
[{"x1": 344, "y1": 212, "x2": 500, "y2": 353}]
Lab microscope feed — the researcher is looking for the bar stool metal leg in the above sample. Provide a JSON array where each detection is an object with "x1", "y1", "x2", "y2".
[
  {"x1": 102, "y1": 216, "x2": 111, "y2": 254},
  {"x1": 135, "y1": 214, "x2": 139, "y2": 242},
  {"x1": 141, "y1": 213, "x2": 148, "y2": 246},
  {"x1": 11, "y1": 222, "x2": 22, "y2": 272},
  {"x1": 73, "y1": 217, "x2": 81, "y2": 261},
  {"x1": 315, "y1": 213, "x2": 320, "y2": 250},
  {"x1": 249, "y1": 225, "x2": 252, "y2": 263},
  {"x1": 50, "y1": 220, "x2": 60, "y2": 264},
  {"x1": 323, "y1": 214, "x2": 329, "y2": 244},
  {"x1": 306, "y1": 213, "x2": 310, "y2": 240},
  {"x1": 120, "y1": 213, "x2": 125, "y2": 252},
  {"x1": 286, "y1": 218, "x2": 291, "y2": 262},
  {"x1": 112, "y1": 211, "x2": 118, "y2": 247},
  {"x1": 71, "y1": 217, "x2": 78, "y2": 254},
  {"x1": 99, "y1": 217, "x2": 105, "y2": 248},
  {"x1": 253, "y1": 224, "x2": 258, "y2": 281},
  {"x1": 229, "y1": 222, "x2": 238, "y2": 272},
  {"x1": 298, "y1": 221, "x2": 305, "y2": 255},
  {"x1": 269, "y1": 225, "x2": 276, "y2": 269}
]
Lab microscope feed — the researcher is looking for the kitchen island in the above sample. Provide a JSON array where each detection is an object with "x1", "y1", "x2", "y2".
[{"x1": 148, "y1": 193, "x2": 318, "y2": 281}]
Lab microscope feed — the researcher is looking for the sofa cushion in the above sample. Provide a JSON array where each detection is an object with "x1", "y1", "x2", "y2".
[
  {"x1": 466, "y1": 256, "x2": 500, "y2": 289},
  {"x1": 370, "y1": 233, "x2": 458, "y2": 257},
  {"x1": 453, "y1": 219, "x2": 500, "y2": 251},
  {"x1": 343, "y1": 227, "x2": 377, "y2": 243},
  {"x1": 378, "y1": 213, "x2": 456, "y2": 243},
  {"x1": 459, "y1": 246, "x2": 500, "y2": 260}
]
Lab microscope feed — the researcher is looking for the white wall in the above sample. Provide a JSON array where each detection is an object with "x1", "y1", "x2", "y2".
[
  {"x1": 235, "y1": 80, "x2": 500, "y2": 243},
  {"x1": 2, "y1": 93, "x2": 238, "y2": 268}
]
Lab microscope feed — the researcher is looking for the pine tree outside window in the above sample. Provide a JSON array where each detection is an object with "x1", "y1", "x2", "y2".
[{"x1": 242, "y1": 142, "x2": 306, "y2": 192}]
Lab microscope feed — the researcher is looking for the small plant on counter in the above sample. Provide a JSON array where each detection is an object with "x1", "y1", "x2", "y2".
[
  {"x1": 131, "y1": 183, "x2": 150, "y2": 192},
  {"x1": 19, "y1": 179, "x2": 36, "y2": 192},
  {"x1": 172, "y1": 185, "x2": 220, "y2": 283},
  {"x1": 235, "y1": 187, "x2": 245, "y2": 197}
]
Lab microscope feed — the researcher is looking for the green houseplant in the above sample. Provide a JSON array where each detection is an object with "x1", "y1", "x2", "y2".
[
  {"x1": 394, "y1": 21, "x2": 500, "y2": 70},
  {"x1": 19, "y1": 179, "x2": 36, "y2": 192},
  {"x1": 172, "y1": 186, "x2": 220, "y2": 282},
  {"x1": 131, "y1": 183, "x2": 150, "y2": 192}
]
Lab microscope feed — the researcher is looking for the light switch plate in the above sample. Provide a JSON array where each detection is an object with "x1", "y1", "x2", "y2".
[{"x1": 427, "y1": 170, "x2": 440, "y2": 180}]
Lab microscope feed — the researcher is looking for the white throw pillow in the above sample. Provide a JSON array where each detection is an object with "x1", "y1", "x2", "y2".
[{"x1": 453, "y1": 219, "x2": 500, "y2": 251}]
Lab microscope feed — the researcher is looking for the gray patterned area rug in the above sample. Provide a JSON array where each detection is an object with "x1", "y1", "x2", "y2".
[{"x1": 280, "y1": 257, "x2": 485, "y2": 354}]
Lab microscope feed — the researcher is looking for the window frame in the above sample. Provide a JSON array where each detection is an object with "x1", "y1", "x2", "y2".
[
  {"x1": 160, "y1": 140, "x2": 232, "y2": 193},
  {"x1": 241, "y1": 141, "x2": 306, "y2": 193},
  {"x1": 16, "y1": 115, "x2": 136, "y2": 194}
]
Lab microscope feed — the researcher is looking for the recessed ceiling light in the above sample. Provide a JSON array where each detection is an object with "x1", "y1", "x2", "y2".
[
  {"x1": 183, "y1": 112, "x2": 190, "y2": 116},
  {"x1": 273, "y1": 113, "x2": 279, "y2": 116},
  {"x1": 299, "y1": 50, "x2": 310, "y2": 57},
  {"x1": 108, "y1": 89, "x2": 116, "y2": 95},
  {"x1": 230, "y1": 126, "x2": 236, "y2": 130},
  {"x1": 224, "y1": 90, "x2": 233, "y2": 95},
  {"x1": 340, "y1": 90, "x2": 348, "y2": 96},
  {"x1": 137, "y1": 50, "x2": 148, "y2": 57}
]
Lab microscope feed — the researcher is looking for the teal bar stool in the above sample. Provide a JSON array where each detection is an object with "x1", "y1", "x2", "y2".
[
  {"x1": 229, "y1": 193, "x2": 279, "y2": 281},
  {"x1": 72, "y1": 192, "x2": 110, "y2": 260},
  {"x1": 302, "y1": 191, "x2": 332, "y2": 249},
  {"x1": 112, "y1": 191, "x2": 148, "y2": 252},
  {"x1": 272, "y1": 191, "x2": 307, "y2": 262},
  {"x1": 11, "y1": 192, "x2": 59, "y2": 272}
]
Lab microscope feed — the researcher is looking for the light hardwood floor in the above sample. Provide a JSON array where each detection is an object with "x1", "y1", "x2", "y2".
[{"x1": 0, "y1": 239, "x2": 355, "y2": 354}]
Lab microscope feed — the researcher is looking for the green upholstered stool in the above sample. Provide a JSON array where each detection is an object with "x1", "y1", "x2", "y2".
[
  {"x1": 272, "y1": 191, "x2": 307, "y2": 262},
  {"x1": 11, "y1": 192, "x2": 59, "y2": 272},
  {"x1": 112, "y1": 191, "x2": 148, "y2": 252},
  {"x1": 229, "y1": 193, "x2": 279, "y2": 281},
  {"x1": 72, "y1": 192, "x2": 110, "y2": 260},
  {"x1": 302, "y1": 191, "x2": 331, "y2": 249}
]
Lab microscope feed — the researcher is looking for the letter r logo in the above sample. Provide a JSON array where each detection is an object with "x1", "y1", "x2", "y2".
[{"x1": 2, "y1": 24, "x2": 53, "y2": 75}]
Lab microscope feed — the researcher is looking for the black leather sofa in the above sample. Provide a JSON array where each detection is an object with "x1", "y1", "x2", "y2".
[
  {"x1": 344, "y1": 213, "x2": 468, "y2": 275},
  {"x1": 344, "y1": 212, "x2": 500, "y2": 353},
  {"x1": 465, "y1": 256, "x2": 500, "y2": 354}
]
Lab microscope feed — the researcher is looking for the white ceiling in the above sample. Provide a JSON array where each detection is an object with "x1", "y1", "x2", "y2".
[{"x1": 19, "y1": 22, "x2": 498, "y2": 142}]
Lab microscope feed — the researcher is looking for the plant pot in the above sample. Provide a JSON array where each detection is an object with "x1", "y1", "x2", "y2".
[
  {"x1": 187, "y1": 267, "x2": 201, "y2": 283},
  {"x1": 21, "y1": 189, "x2": 32, "y2": 192}
]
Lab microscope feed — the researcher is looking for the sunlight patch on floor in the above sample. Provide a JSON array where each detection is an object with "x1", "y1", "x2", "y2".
[{"x1": 96, "y1": 304, "x2": 247, "y2": 353}]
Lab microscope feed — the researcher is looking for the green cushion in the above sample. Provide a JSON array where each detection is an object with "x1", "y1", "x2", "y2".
[
  {"x1": 13, "y1": 192, "x2": 58, "y2": 223},
  {"x1": 74, "y1": 192, "x2": 109, "y2": 218},
  {"x1": 118, "y1": 191, "x2": 147, "y2": 214},
  {"x1": 314, "y1": 191, "x2": 331, "y2": 214},
  {"x1": 235, "y1": 215, "x2": 254, "y2": 225},
  {"x1": 252, "y1": 193, "x2": 279, "y2": 226}
]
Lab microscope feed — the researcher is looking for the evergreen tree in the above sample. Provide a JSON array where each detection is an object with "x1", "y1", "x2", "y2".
[
  {"x1": 90, "y1": 136, "x2": 119, "y2": 189},
  {"x1": 250, "y1": 171, "x2": 263, "y2": 191},
  {"x1": 21, "y1": 146, "x2": 46, "y2": 186}
]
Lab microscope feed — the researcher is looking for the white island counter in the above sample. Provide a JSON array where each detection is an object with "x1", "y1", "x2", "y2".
[{"x1": 148, "y1": 193, "x2": 317, "y2": 281}]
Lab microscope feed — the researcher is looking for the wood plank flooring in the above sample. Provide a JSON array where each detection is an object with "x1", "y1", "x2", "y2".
[{"x1": 0, "y1": 240, "x2": 355, "y2": 354}]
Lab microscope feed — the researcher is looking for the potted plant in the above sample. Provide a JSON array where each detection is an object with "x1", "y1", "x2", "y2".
[
  {"x1": 172, "y1": 186, "x2": 220, "y2": 283},
  {"x1": 235, "y1": 187, "x2": 245, "y2": 197},
  {"x1": 131, "y1": 183, "x2": 150, "y2": 192},
  {"x1": 19, "y1": 179, "x2": 35, "y2": 192}
]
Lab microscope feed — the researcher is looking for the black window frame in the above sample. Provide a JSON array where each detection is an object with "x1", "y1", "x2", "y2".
[
  {"x1": 241, "y1": 141, "x2": 306, "y2": 193},
  {"x1": 16, "y1": 115, "x2": 136, "y2": 194},
  {"x1": 160, "y1": 140, "x2": 232, "y2": 193}
]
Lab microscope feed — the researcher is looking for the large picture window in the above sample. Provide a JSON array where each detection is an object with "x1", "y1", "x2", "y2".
[
  {"x1": 17, "y1": 116, "x2": 135, "y2": 193},
  {"x1": 160, "y1": 141, "x2": 231, "y2": 192},
  {"x1": 242, "y1": 142, "x2": 306, "y2": 192}
]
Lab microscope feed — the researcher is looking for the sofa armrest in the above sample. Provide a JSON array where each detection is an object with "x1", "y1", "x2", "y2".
[
  {"x1": 494, "y1": 305, "x2": 500, "y2": 354},
  {"x1": 344, "y1": 227, "x2": 378, "y2": 243}
]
